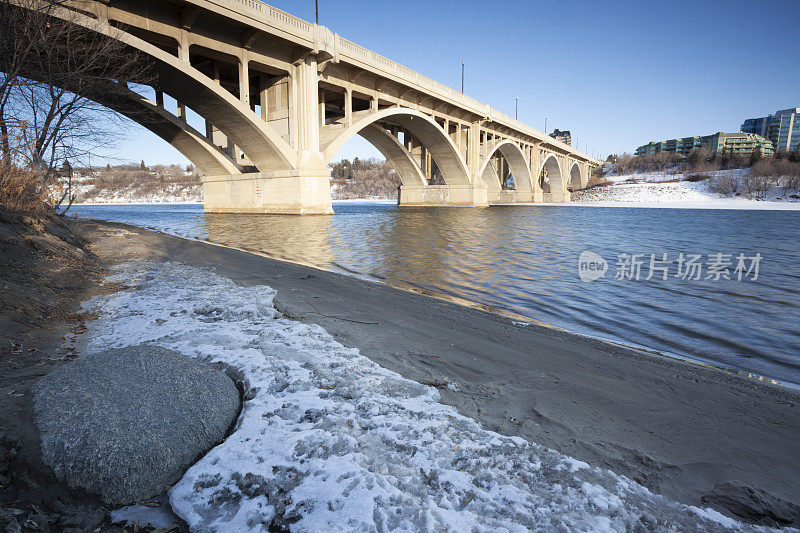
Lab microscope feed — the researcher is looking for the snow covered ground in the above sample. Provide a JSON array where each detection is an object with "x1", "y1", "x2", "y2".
[
  {"x1": 82, "y1": 261, "x2": 770, "y2": 531},
  {"x1": 571, "y1": 170, "x2": 800, "y2": 210},
  {"x1": 333, "y1": 198, "x2": 397, "y2": 205},
  {"x1": 70, "y1": 182, "x2": 203, "y2": 204}
]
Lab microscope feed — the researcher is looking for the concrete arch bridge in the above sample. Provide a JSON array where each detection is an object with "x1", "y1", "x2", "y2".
[{"x1": 28, "y1": 0, "x2": 600, "y2": 214}]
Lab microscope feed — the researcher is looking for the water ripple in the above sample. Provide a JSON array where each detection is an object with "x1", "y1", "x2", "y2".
[{"x1": 73, "y1": 203, "x2": 800, "y2": 387}]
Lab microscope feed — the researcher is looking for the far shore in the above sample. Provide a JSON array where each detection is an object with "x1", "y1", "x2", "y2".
[
  {"x1": 72, "y1": 218, "x2": 800, "y2": 520},
  {"x1": 72, "y1": 196, "x2": 800, "y2": 210},
  {"x1": 71, "y1": 198, "x2": 398, "y2": 206},
  {"x1": 524, "y1": 199, "x2": 800, "y2": 210}
]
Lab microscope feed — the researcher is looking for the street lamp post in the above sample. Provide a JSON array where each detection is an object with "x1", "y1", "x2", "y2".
[
  {"x1": 515, "y1": 97, "x2": 518, "y2": 120},
  {"x1": 461, "y1": 61, "x2": 464, "y2": 94},
  {"x1": 544, "y1": 116, "x2": 547, "y2": 135},
  {"x1": 315, "y1": 0, "x2": 318, "y2": 24}
]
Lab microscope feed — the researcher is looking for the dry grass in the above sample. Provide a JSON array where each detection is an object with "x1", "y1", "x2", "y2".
[{"x1": 0, "y1": 164, "x2": 47, "y2": 212}]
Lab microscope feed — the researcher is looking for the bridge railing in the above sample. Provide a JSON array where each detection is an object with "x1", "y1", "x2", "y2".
[
  {"x1": 334, "y1": 36, "x2": 583, "y2": 158},
  {"x1": 214, "y1": 0, "x2": 314, "y2": 37}
]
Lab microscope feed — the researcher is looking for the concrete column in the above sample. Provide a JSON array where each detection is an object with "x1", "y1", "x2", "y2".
[
  {"x1": 238, "y1": 52, "x2": 250, "y2": 107},
  {"x1": 293, "y1": 55, "x2": 320, "y2": 153},
  {"x1": 175, "y1": 32, "x2": 190, "y2": 122},
  {"x1": 155, "y1": 90, "x2": 164, "y2": 108},
  {"x1": 370, "y1": 95, "x2": 378, "y2": 111},
  {"x1": 468, "y1": 122, "x2": 480, "y2": 182},
  {"x1": 344, "y1": 88, "x2": 353, "y2": 127},
  {"x1": 208, "y1": 60, "x2": 225, "y2": 148},
  {"x1": 288, "y1": 65, "x2": 298, "y2": 148},
  {"x1": 178, "y1": 30, "x2": 190, "y2": 62},
  {"x1": 424, "y1": 147, "x2": 432, "y2": 181},
  {"x1": 318, "y1": 88, "x2": 326, "y2": 128},
  {"x1": 204, "y1": 57, "x2": 332, "y2": 215},
  {"x1": 259, "y1": 74, "x2": 268, "y2": 121}
]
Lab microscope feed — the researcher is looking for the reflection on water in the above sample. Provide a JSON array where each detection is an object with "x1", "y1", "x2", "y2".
[
  {"x1": 204, "y1": 213, "x2": 336, "y2": 268},
  {"x1": 74, "y1": 202, "x2": 800, "y2": 386}
]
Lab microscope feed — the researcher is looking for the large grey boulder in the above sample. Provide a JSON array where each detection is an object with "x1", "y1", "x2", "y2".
[{"x1": 33, "y1": 345, "x2": 240, "y2": 506}]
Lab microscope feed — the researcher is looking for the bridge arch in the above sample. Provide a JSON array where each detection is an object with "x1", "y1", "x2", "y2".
[
  {"x1": 322, "y1": 108, "x2": 470, "y2": 185},
  {"x1": 569, "y1": 161, "x2": 585, "y2": 190},
  {"x1": 57, "y1": 12, "x2": 298, "y2": 173},
  {"x1": 539, "y1": 153, "x2": 565, "y2": 195},
  {"x1": 98, "y1": 85, "x2": 242, "y2": 176},
  {"x1": 356, "y1": 125, "x2": 427, "y2": 187},
  {"x1": 478, "y1": 140, "x2": 533, "y2": 192}
]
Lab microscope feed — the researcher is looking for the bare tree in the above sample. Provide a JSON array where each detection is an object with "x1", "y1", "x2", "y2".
[{"x1": 0, "y1": 0, "x2": 152, "y2": 212}]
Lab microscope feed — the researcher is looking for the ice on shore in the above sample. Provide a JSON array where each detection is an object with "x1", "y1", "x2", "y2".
[{"x1": 82, "y1": 261, "x2": 765, "y2": 531}]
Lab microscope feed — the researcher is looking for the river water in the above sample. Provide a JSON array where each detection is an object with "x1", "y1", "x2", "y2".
[{"x1": 73, "y1": 202, "x2": 800, "y2": 387}]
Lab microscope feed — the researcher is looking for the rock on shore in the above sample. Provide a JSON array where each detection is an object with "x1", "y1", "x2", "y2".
[{"x1": 32, "y1": 344, "x2": 240, "y2": 506}]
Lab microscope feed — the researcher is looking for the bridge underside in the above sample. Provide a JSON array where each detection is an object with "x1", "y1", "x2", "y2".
[{"x1": 33, "y1": 0, "x2": 597, "y2": 214}]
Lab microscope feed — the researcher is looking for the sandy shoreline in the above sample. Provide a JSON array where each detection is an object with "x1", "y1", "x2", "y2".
[{"x1": 66, "y1": 218, "x2": 799, "y2": 524}]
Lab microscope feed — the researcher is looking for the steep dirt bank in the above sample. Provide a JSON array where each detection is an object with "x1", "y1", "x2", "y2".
[{"x1": 0, "y1": 210, "x2": 186, "y2": 532}]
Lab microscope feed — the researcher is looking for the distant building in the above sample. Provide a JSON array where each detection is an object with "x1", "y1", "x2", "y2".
[
  {"x1": 741, "y1": 107, "x2": 800, "y2": 153},
  {"x1": 550, "y1": 129, "x2": 571, "y2": 146},
  {"x1": 635, "y1": 132, "x2": 774, "y2": 157}
]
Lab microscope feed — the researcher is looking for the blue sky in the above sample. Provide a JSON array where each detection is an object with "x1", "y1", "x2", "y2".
[{"x1": 108, "y1": 0, "x2": 800, "y2": 166}]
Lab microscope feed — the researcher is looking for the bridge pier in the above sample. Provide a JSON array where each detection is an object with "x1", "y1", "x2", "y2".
[
  {"x1": 398, "y1": 185, "x2": 489, "y2": 207},
  {"x1": 543, "y1": 190, "x2": 571, "y2": 203},
  {"x1": 202, "y1": 171, "x2": 333, "y2": 215},
  {"x1": 487, "y1": 190, "x2": 542, "y2": 204}
]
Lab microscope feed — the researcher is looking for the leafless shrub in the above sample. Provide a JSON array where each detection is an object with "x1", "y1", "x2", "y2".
[
  {"x1": 708, "y1": 174, "x2": 741, "y2": 196},
  {"x1": 751, "y1": 159, "x2": 800, "y2": 194},
  {"x1": 691, "y1": 160, "x2": 724, "y2": 173},
  {"x1": 684, "y1": 173, "x2": 711, "y2": 182},
  {"x1": 586, "y1": 169, "x2": 612, "y2": 188},
  {"x1": 613, "y1": 152, "x2": 685, "y2": 175},
  {"x1": 751, "y1": 158, "x2": 800, "y2": 178},
  {"x1": 741, "y1": 173, "x2": 772, "y2": 199},
  {"x1": 330, "y1": 158, "x2": 400, "y2": 199},
  {"x1": 584, "y1": 179, "x2": 614, "y2": 189},
  {"x1": 591, "y1": 164, "x2": 607, "y2": 179}
]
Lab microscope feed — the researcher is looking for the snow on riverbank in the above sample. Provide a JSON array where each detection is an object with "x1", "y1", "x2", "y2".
[
  {"x1": 572, "y1": 170, "x2": 800, "y2": 210},
  {"x1": 71, "y1": 181, "x2": 396, "y2": 205},
  {"x1": 71, "y1": 183, "x2": 203, "y2": 204},
  {"x1": 77, "y1": 261, "x2": 766, "y2": 531}
]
